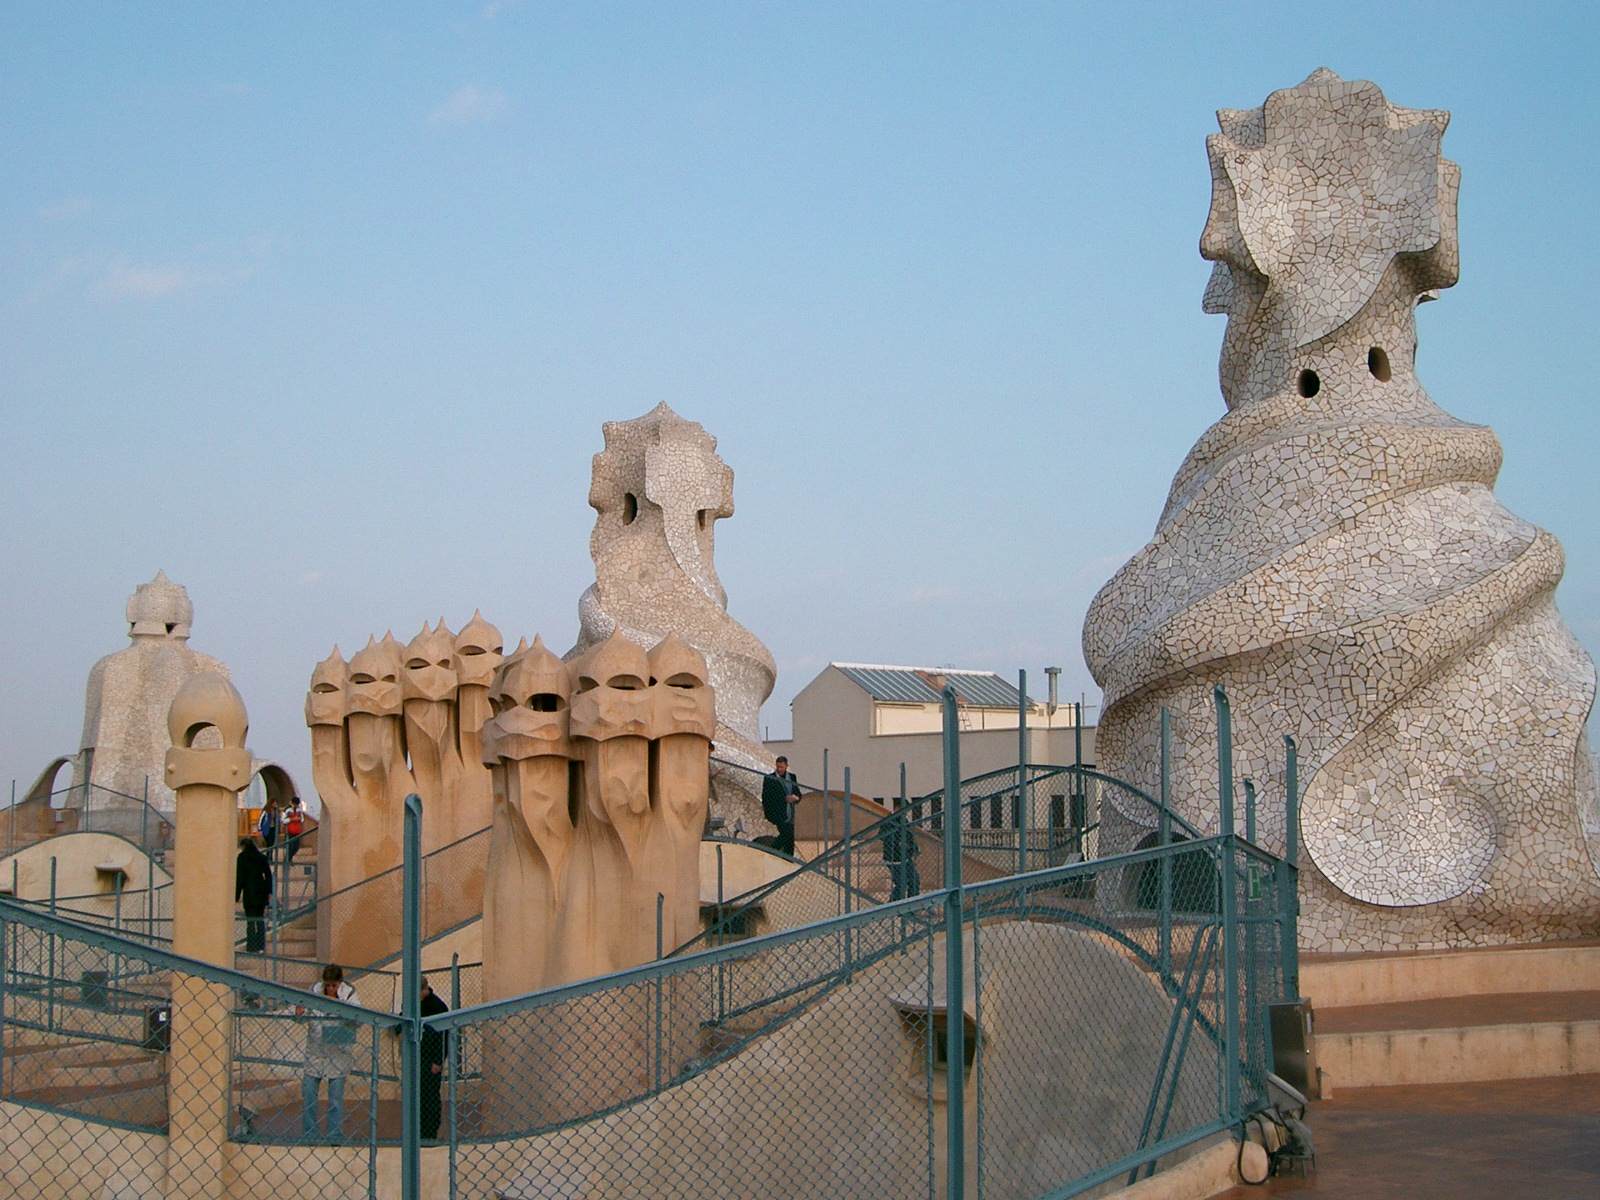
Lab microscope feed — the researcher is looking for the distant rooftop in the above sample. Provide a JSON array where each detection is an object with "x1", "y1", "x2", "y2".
[{"x1": 832, "y1": 663, "x2": 1032, "y2": 709}]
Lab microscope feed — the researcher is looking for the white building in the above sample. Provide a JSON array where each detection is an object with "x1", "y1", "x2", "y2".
[{"x1": 764, "y1": 663, "x2": 1097, "y2": 802}]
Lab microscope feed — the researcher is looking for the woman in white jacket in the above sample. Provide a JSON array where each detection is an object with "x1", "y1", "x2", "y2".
[{"x1": 297, "y1": 964, "x2": 360, "y2": 1141}]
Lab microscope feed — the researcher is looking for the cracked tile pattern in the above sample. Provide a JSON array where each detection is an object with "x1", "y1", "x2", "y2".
[
  {"x1": 1082, "y1": 70, "x2": 1599, "y2": 952},
  {"x1": 568, "y1": 404, "x2": 777, "y2": 805}
]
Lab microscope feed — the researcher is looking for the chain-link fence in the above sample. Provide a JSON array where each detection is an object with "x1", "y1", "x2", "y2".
[
  {"x1": 1, "y1": 837, "x2": 1291, "y2": 1198},
  {"x1": 0, "y1": 899, "x2": 403, "y2": 1197},
  {"x1": 421, "y1": 832, "x2": 1290, "y2": 1198},
  {"x1": 679, "y1": 763, "x2": 1203, "y2": 958},
  {"x1": 310, "y1": 826, "x2": 488, "y2": 970},
  {"x1": 2, "y1": 782, "x2": 175, "y2": 861},
  {"x1": 2, "y1": 682, "x2": 1298, "y2": 1199}
]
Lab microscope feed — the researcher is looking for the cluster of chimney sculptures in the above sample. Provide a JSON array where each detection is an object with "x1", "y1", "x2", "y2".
[
  {"x1": 302, "y1": 399, "x2": 771, "y2": 1000},
  {"x1": 307, "y1": 625, "x2": 716, "y2": 999}
]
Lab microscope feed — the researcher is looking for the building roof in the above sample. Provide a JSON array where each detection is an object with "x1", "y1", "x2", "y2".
[{"x1": 832, "y1": 663, "x2": 1032, "y2": 709}]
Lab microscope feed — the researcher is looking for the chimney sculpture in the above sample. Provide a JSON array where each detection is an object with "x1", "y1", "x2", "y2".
[
  {"x1": 478, "y1": 630, "x2": 715, "y2": 1130},
  {"x1": 570, "y1": 404, "x2": 778, "y2": 828},
  {"x1": 1083, "y1": 71, "x2": 1599, "y2": 952}
]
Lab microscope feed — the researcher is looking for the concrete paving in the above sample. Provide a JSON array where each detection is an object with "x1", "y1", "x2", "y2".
[{"x1": 1212, "y1": 1074, "x2": 1600, "y2": 1199}]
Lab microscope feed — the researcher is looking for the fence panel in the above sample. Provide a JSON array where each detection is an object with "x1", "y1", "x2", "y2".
[
  {"x1": 1, "y1": 798, "x2": 1292, "y2": 1199},
  {"x1": 436, "y1": 895, "x2": 945, "y2": 1200},
  {"x1": 0, "y1": 900, "x2": 392, "y2": 1199}
]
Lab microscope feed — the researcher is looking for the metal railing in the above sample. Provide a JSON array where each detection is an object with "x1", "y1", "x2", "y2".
[
  {"x1": 676, "y1": 758, "x2": 1203, "y2": 957},
  {"x1": 2, "y1": 780, "x2": 175, "y2": 861},
  {"x1": 0, "y1": 685, "x2": 1301, "y2": 1200}
]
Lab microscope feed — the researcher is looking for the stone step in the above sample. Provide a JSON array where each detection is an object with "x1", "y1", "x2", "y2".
[
  {"x1": 5, "y1": 1043, "x2": 165, "y2": 1094},
  {"x1": 1300, "y1": 939, "x2": 1600, "y2": 1009},
  {"x1": 1313, "y1": 989, "x2": 1600, "y2": 1088}
]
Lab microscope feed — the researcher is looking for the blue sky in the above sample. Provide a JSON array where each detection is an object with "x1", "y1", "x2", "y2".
[{"x1": 2, "y1": 2, "x2": 1595, "y2": 797}]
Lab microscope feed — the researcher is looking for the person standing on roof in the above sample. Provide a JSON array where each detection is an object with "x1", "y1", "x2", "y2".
[
  {"x1": 257, "y1": 797, "x2": 279, "y2": 850},
  {"x1": 235, "y1": 838, "x2": 272, "y2": 953},
  {"x1": 296, "y1": 964, "x2": 359, "y2": 1142},
  {"x1": 282, "y1": 797, "x2": 308, "y2": 871},
  {"x1": 760, "y1": 756, "x2": 803, "y2": 857},
  {"x1": 880, "y1": 796, "x2": 921, "y2": 901}
]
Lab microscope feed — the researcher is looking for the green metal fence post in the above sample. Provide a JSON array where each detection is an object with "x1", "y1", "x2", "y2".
[
  {"x1": 941, "y1": 685, "x2": 966, "y2": 1200},
  {"x1": 141, "y1": 777, "x2": 149, "y2": 852},
  {"x1": 400, "y1": 793, "x2": 422, "y2": 1200},
  {"x1": 1281, "y1": 735, "x2": 1301, "y2": 1001},
  {"x1": 716, "y1": 844, "x2": 727, "y2": 1019},
  {"x1": 112, "y1": 874, "x2": 123, "y2": 984},
  {"x1": 1017, "y1": 669, "x2": 1028, "y2": 874},
  {"x1": 1240, "y1": 776, "x2": 1259, "y2": 1084},
  {"x1": 1159, "y1": 708, "x2": 1172, "y2": 979},
  {"x1": 1073, "y1": 695, "x2": 1083, "y2": 772},
  {"x1": 843, "y1": 766, "x2": 853, "y2": 915},
  {"x1": 822, "y1": 748, "x2": 830, "y2": 859},
  {"x1": 368, "y1": 1023, "x2": 381, "y2": 1199},
  {"x1": 898, "y1": 761, "x2": 911, "y2": 939},
  {"x1": 0, "y1": 908, "x2": 6, "y2": 1096},
  {"x1": 449, "y1": 953, "x2": 460, "y2": 1195},
  {"x1": 1072, "y1": 695, "x2": 1086, "y2": 857},
  {"x1": 47, "y1": 857, "x2": 56, "y2": 1032},
  {"x1": 655, "y1": 892, "x2": 665, "y2": 1090},
  {"x1": 1213, "y1": 687, "x2": 1241, "y2": 1125},
  {"x1": 843, "y1": 767, "x2": 854, "y2": 980}
]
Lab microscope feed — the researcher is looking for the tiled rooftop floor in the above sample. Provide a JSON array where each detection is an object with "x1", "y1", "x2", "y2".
[{"x1": 1212, "y1": 1074, "x2": 1600, "y2": 1200}]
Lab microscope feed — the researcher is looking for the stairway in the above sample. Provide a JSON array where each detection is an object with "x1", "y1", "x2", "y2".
[
  {"x1": 1302, "y1": 940, "x2": 1600, "y2": 1090},
  {"x1": 235, "y1": 848, "x2": 321, "y2": 979}
]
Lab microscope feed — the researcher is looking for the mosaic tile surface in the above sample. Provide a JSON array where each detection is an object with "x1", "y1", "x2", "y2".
[
  {"x1": 568, "y1": 404, "x2": 777, "y2": 827},
  {"x1": 1082, "y1": 70, "x2": 1599, "y2": 952}
]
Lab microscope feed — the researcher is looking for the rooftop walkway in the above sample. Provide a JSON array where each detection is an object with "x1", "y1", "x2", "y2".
[{"x1": 1213, "y1": 1074, "x2": 1600, "y2": 1199}]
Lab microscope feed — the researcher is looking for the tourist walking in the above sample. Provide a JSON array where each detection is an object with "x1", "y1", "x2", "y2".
[
  {"x1": 418, "y1": 977, "x2": 450, "y2": 1140},
  {"x1": 880, "y1": 800, "x2": 921, "y2": 901},
  {"x1": 234, "y1": 839, "x2": 272, "y2": 953},
  {"x1": 257, "y1": 798, "x2": 279, "y2": 850},
  {"x1": 297, "y1": 965, "x2": 359, "y2": 1141},
  {"x1": 282, "y1": 797, "x2": 308, "y2": 871},
  {"x1": 759, "y1": 756, "x2": 802, "y2": 857}
]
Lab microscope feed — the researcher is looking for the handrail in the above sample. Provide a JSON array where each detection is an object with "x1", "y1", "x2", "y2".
[{"x1": 672, "y1": 761, "x2": 1195, "y2": 957}]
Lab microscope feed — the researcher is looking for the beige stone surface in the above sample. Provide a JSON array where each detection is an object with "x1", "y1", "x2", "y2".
[
  {"x1": 0, "y1": 1101, "x2": 168, "y2": 1198},
  {"x1": 1082, "y1": 70, "x2": 1600, "y2": 952},
  {"x1": 477, "y1": 630, "x2": 713, "y2": 997},
  {"x1": 1302, "y1": 942, "x2": 1600, "y2": 1009},
  {"x1": 1099, "y1": 1138, "x2": 1242, "y2": 1200},
  {"x1": 569, "y1": 403, "x2": 779, "y2": 829},
  {"x1": 1316, "y1": 1016, "x2": 1600, "y2": 1088},
  {"x1": 0, "y1": 830, "x2": 170, "y2": 903},
  {"x1": 696, "y1": 837, "x2": 794, "y2": 903},
  {"x1": 306, "y1": 617, "x2": 499, "y2": 965}
]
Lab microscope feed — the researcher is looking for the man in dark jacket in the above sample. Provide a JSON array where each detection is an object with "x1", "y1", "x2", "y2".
[
  {"x1": 879, "y1": 798, "x2": 921, "y2": 901},
  {"x1": 759, "y1": 756, "x2": 802, "y2": 856},
  {"x1": 418, "y1": 977, "x2": 450, "y2": 1140},
  {"x1": 235, "y1": 839, "x2": 272, "y2": 953}
]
